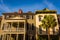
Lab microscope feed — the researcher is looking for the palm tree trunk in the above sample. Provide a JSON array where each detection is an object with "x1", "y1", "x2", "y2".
[{"x1": 48, "y1": 28, "x2": 50, "y2": 40}]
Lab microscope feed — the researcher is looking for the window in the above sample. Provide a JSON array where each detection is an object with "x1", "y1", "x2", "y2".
[
  {"x1": 39, "y1": 25, "x2": 42, "y2": 34},
  {"x1": 5, "y1": 15, "x2": 16, "y2": 19},
  {"x1": 28, "y1": 24, "x2": 31, "y2": 30},
  {"x1": 5, "y1": 15, "x2": 9, "y2": 19},
  {"x1": 11, "y1": 15, "x2": 15, "y2": 17},
  {"x1": 12, "y1": 22, "x2": 18, "y2": 27},
  {"x1": 2, "y1": 23, "x2": 9, "y2": 30},
  {"x1": 2, "y1": 24, "x2": 5, "y2": 30},
  {"x1": 38, "y1": 15, "x2": 42, "y2": 21},
  {"x1": 32, "y1": 24, "x2": 34, "y2": 30},
  {"x1": 20, "y1": 15, "x2": 23, "y2": 17},
  {"x1": 19, "y1": 22, "x2": 24, "y2": 28},
  {"x1": 27, "y1": 23, "x2": 29, "y2": 30},
  {"x1": 23, "y1": 15, "x2": 26, "y2": 18},
  {"x1": 32, "y1": 15, "x2": 33, "y2": 19},
  {"x1": 27, "y1": 23, "x2": 33, "y2": 30},
  {"x1": 26, "y1": 15, "x2": 30, "y2": 19}
]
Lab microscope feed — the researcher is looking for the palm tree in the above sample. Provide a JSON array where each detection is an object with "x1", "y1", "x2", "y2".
[{"x1": 40, "y1": 15, "x2": 57, "y2": 40}]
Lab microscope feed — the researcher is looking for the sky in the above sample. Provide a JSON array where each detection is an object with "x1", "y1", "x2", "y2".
[{"x1": 0, "y1": 0, "x2": 60, "y2": 15}]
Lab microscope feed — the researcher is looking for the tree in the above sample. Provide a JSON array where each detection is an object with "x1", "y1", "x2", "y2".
[{"x1": 40, "y1": 15, "x2": 57, "y2": 40}]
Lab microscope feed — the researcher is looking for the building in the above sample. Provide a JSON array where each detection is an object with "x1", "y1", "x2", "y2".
[
  {"x1": 0, "y1": 8, "x2": 59, "y2": 40},
  {"x1": 57, "y1": 14, "x2": 60, "y2": 40},
  {"x1": 36, "y1": 8, "x2": 59, "y2": 40}
]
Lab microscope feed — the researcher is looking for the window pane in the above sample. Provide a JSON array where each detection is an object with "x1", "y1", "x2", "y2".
[
  {"x1": 26, "y1": 15, "x2": 30, "y2": 19},
  {"x1": 39, "y1": 17, "x2": 41, "y2": 21},
  {"x1": 38, "y1": 15, "x2": 41, "y2": 21},
  {"x1": 32, "y1": 15, "x2": 33, "y2": 19},
  {"x1": 32, "y1": 24, "x2": 34, "y2": 30},
  {"x1": 12, "y1": 22, "x2": 18, "y2": 28},
  {"x1": 27, "y1": 23, "x2": 29, "y2": 30},
  {"x1": 20, "y1": 15, "x2": 23, "y2": 17},
  {"x1": 19, "y1": 22, "x2": 24, "y2": 28}
]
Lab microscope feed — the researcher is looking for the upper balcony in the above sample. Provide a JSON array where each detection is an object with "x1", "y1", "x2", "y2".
[{"x1": 2, "y1": 22, "x2": 25, "y2": 34}]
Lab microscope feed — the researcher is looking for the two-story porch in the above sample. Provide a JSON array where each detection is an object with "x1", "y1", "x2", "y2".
[{"x1": 0, "y1": 19, "x2": 26, "y2": 40}]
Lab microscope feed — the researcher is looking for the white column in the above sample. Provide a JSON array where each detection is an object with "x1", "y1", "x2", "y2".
[
  {"x1": 7, "y1": 34, "x2": 10, "y2": 40},
  {"x1": 16, "y1": 34, "x2": 18, "y2": 40},
  {"x1": 5, "y1": 34, "x2": 6, "y2": 40},
  {"x1": 24, "y1": 22, "x2": 25, "y2": 40},
  {"x1": 1, "y1": 15, "x2": 4, "y2": 30},
  {"x1": 10, "y1": 34, "x2": 11, "y2": 40},
  {"x1": 10, "y1": 22, "x2": 12, "y2": 32},
  {"x1": 2, "y1": 34, "x2": 4, "y2": 40},
  {"x1": 23, "y1": 34, "x2": 25, "y2": 40},
  {"x1": 17, "y1": 22, "x2": 19, "y2": 31},
  {"x1": 0, "y1": 35, "x2": 1, "y2": 40},
  {"x1": 2, "y1": 35, "x2": 3, "y2": 40},
  {"x1": 9, "y1": 23, "x2": 10, "y2": 32}
]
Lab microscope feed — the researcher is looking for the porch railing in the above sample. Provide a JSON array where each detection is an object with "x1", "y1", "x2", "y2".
[{"x1": 3, "y1": 28, "x2": 24, "y2": 32}]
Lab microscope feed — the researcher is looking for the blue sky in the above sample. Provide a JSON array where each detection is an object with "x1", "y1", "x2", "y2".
[{"x1": 0, "y1": 0, "x2": 60, "y2": 15}]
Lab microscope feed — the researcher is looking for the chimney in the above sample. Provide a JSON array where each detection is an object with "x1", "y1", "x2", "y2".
[{"x1": 18, "y1": 9, "x2": 23, "y2": 14}]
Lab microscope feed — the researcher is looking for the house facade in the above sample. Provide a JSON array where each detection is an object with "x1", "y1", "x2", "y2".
[
  {"x1": 35, "y1": 8, "x2": 59, "y2": 40},
  {"x1": 0, "y1": 8, "x2": 59, "y2": 40}
]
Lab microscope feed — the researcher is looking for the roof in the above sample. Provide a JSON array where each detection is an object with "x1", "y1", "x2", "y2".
[
  {"x1": 2, "y1": 12, "x2": 35, "y2": 15},
  {"x1": 36, "y1": 8, "x2": 57, "y2": 14},
  {"x1": 2, "y1": 8, "x2": 57, "y2": 15}
]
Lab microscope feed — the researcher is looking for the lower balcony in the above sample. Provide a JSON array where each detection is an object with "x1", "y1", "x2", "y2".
[{"x1": 1, "y1": 34, "x2": 25, "y2": 40}]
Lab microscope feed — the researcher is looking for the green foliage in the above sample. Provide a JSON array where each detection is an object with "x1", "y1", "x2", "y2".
[
  {"x1": 39, "y1": 15, "x2": 57, "y2": 40},
  {"x1": 38, "y1": 36, "x2": 48, "y2": 40},
  {"x1": 40, "y1": 15, "x2": 57, "y2": 29}
]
